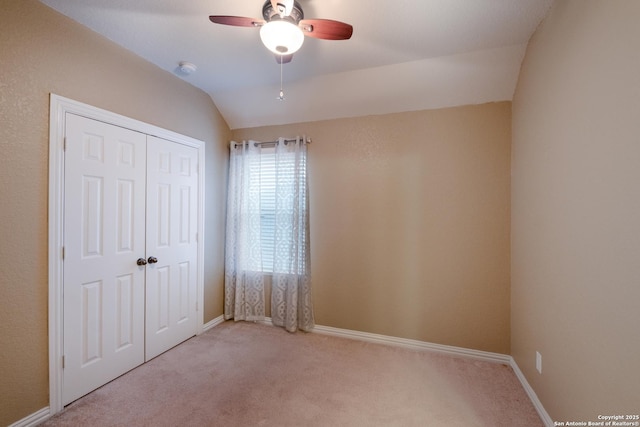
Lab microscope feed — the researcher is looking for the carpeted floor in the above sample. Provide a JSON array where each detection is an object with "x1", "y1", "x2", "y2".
[{"x1": 42, "y1": 321, "x2": 543, "y2": 426}]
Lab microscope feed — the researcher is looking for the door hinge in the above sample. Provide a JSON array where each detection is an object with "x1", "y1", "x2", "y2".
[
  {"x1": 62, "y1": 355, "x2": 65, "y2": 369},
  {"x1": 63, "y1": 137, "x2": 67, "y2": 151},
  {"x1": 62, "y1": 246, "x2": 65, "y2": 260}
]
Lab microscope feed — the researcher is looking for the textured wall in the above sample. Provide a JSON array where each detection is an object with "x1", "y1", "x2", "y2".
[
  {"x1": 512, "y1": 0, "x2": 640, "y2": 420},
  {"x1": 232, "y1": 102, "x2": 512, "y2": 354},
  {"x1": 0, "y1": 1, "x2": 229, "y2": 424}
]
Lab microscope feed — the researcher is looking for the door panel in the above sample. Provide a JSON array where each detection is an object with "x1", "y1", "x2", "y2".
[
  {"x1": 116, "y1": 179, "x2": 136, "y2": 252},
  {"x1": 63, "y1": 114, "x2": 146, "y2": 405},
  {"x1": 115, "y1": 273, "x2": 135, "y2": 350},
  {"x1": 145, "y1": 136, "x2": 198, "y2": 360}
]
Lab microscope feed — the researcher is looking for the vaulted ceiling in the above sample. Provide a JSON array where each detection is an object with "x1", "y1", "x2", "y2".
[{"x1": 39, "y1": 0, "x2": 554, "y2": 129}]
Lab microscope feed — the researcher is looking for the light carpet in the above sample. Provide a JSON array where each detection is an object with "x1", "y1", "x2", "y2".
[{"x1": 42, "y1": 321, "x2": 543, "y2": 426}]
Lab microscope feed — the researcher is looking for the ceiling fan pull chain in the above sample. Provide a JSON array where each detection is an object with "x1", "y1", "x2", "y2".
[{"x1": 278, "y1": 58, "x2": 285, "y2": 100}]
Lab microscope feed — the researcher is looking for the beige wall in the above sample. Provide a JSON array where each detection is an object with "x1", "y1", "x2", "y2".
[
  {"x1": 232, "y1": 102, "x2": 512, "y2": 354},
  {"x1": 12, "y1": 0, "x2": 637, "y2": 423},
  {"x1": 512, "y1": 0, "x2": 640, "y2": 421},
  {"x1": 0, "y1": 1, "x2": 229, "y2": 424}
]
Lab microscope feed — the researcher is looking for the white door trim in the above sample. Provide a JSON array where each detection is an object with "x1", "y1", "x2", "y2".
[{"x1": 48, "y1": 94, "x2": 206, "y2": 414}]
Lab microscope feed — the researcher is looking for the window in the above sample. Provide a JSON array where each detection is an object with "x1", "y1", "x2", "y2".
[
  {"x1": 245, "y1": 144, "x2": 307, "y2": 274},
  {"x1": 258, "y1": 148, "x2": 277, "y2": 271},
  {"x1": 224, "y1": 137, "x2": 313, "y2": 330}
]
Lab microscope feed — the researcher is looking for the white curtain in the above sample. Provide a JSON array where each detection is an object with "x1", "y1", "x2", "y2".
[
  {"x1": 224, "y1": 140, "x2": 265, "y2": 321},
  {"x1": 224, "y1": 137, "x2": 314, "y2": 332}
]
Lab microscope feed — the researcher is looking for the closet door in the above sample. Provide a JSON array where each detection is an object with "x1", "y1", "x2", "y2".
[
  {"x1": 145, "y1": 135, "x2": 199, "y2": 360},
  {"x1": 62, "y1": 114, "x2": 147, "y2": 405}
]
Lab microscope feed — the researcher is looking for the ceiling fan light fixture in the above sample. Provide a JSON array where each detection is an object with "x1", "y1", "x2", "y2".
[{"x1": 259, "y1": 20, "x2": 304, "y2": 55}]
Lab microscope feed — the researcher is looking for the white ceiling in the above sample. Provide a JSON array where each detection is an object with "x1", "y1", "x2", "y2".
[{"x1": 39, "y1": 0, "x2": 554, "y2": 129}]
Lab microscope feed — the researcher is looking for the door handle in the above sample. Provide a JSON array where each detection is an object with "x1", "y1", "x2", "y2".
[
  {"x1": 136, "y1": 258, "x2": 147, "y2": 266},
  {"x1": 147, "y1": 256, "x2": 158, "y2": 264}
]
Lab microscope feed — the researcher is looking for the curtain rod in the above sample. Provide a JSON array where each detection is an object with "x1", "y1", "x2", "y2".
[{"x1": 231, "y1": 137, "x2": 312, "y2": 148}]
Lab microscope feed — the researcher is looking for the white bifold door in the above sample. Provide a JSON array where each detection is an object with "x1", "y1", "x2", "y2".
[{"x1": 62, "y1": 114, "x2": 198, "y2": 405}]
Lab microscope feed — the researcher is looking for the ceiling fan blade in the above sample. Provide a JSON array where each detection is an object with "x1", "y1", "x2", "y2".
[
  {"x1": 275, "y1": 54, "x2": 293, "y2": 64},
  {"x1": 209, "y1": 15, "x2": 265, "y2": 27},
  {"x1": 299, "y1": 19, "x2": 353, "y2": 40}
]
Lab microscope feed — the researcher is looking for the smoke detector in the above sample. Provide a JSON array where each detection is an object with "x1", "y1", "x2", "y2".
[{"x1": 178, "y1": 61, "x2": 197, "y2": 75}]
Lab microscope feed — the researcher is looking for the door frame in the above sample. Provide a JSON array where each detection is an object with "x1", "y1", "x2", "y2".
[{"x1": 48, "y1": 94, "x2": 206, "y2": 414}]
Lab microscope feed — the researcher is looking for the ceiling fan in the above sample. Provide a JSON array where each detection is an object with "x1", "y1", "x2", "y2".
[{"x1": 209, "y1": 0, "x2": 353, "y2": 64}]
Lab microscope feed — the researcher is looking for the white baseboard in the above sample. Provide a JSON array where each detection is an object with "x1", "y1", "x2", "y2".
[
  {"x1": 312, "y1": 323, "x2": 511, "y2": 364},
  {"x1": 201, "y1": 314, "x2": 225, "y2": 333},
  {"x1": 8, "y1": 407, "x2": 50, "y2": 427},
  {"x1": 255, "y1": 317, "x2": 509, "y2": 364},
  {"x1": 509, "y1": 358, "x2": 554, "y2": 427}
]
